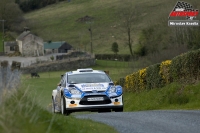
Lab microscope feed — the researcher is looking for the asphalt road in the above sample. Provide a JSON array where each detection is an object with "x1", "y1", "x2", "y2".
[{"x1": 75, "y1": 110, "x2": 200, "y2": 133}]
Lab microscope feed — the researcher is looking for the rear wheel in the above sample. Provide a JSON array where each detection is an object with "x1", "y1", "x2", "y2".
[{"x1": 52, "y1": 97, "x2": 55, "y2": 113}]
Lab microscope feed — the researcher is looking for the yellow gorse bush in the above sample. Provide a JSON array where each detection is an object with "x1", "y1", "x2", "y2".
[
  {"x1": 159, "y1": 60, "x2": 172, "y2": 84},
  {"x1": 125, "y1": 74, "x2": 133, "y2": 92},
  {"x1": 124, "y1": 60, "x2": 172, "y2": 92},
  {"x1": 124, "y1": 68, "x2": 147, "y2": 92},
  {"x1": 138, "y1": 68, "x2": 147, "y2": 90},
  {"x1": 125, "y1": 74, "x2": 132, "y2": 91}
]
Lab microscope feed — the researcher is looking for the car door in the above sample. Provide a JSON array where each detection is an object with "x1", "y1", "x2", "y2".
[{"x1": 56, "y1": 74, "x2": 66, "y2": 108}]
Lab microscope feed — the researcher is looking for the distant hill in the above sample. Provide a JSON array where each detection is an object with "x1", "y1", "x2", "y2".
[{"x1": 22, "y1": 0, "x2": 200, "y2": 54}]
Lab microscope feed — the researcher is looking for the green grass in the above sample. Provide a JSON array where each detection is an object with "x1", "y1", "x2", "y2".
[
  {"x1": 4, "y1": 59, "x2": 198, "y2": 133},
  {"x1": 2, "y1": 0, "x2": 200, "y2": 55},
  {"x1": 92, "y1": 60, "x2": 137, "y2": 81},
  {"x1": 124, "y1": 82, "x2": 200, "y2": 111},
  {"x1": 22, "y1": 0, "x2": 200, "y2": 54},
  {"x1": 0, "y1": 87, "x2": 117, "y2": 133}
]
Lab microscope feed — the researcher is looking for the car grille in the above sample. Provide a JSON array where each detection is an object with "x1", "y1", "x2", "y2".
[
  {"x1": 79, "y1": 95, "x2": 111, "y2": 105},
  {"x1": 83, "y1": 91, "x2": 105, "y2": 93}
]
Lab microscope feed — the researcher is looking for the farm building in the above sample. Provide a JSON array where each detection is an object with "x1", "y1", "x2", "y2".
[
  {"x1": 44, "y1": 41, "x2": 72, "y2": 54},
  {"x1": 16, "y1": 30, "x2": 44, "y2": 56},
  {"x1": 4, "y1": 41, "x2": 18, "y2": 54}
]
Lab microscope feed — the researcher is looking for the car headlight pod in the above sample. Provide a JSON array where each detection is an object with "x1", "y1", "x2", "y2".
[
  {"x1": 107, "y1": 86, "x2": 116, "y2": 93},
  {"x1": 68, "y1": 87, "x2": 82, "y2": 95},
  {"x1": 63, "y1": 87, "x2": 82, "y2": 98},
  {"x1": 106, "y1": 85, "x2": 123, "y2": 97}
]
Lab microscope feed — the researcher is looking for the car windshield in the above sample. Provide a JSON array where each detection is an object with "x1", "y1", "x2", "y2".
[{"x1": 68, "y1": 73, "x2": 111, "y2": 84}]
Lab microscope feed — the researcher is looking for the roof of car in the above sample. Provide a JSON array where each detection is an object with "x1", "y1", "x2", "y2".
[{"x1": 66, "y1": 68, "x2": 105, "y2": 75}]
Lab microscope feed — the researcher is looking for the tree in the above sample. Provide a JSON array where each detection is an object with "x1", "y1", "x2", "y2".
[
  {"x1": 118, "y1": 1, "x2": 139, "y2": 58},
  {"x1": 111, "y1": 42, "x2": 119, "y2": 55},
  {"x1": 0, "y1": 0, "x2": 23, "y2": 31}
]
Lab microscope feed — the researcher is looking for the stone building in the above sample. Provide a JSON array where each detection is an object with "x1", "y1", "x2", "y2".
[
  {"x1": 16, "y1": 30, "x2": 44, "y2": 56},
  {"x1": 4, "y1": 41, "x2": 18, "y2": 54}
]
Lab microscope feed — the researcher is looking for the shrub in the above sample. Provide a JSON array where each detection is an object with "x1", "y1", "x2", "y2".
[
  {"x1": 124, "y1": 72, "x2": 140, "y2": 92},
  {"x1": 159, "y1": 60, "x2": 172, "y2": 84},
  {"x1": 145, "y1": 63, "x2": 163, "y2": 90}
]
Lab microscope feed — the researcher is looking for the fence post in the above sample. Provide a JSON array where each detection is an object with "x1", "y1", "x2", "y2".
[{"x1": 1, "y1": 61, "x2": 8, "y2": 89}]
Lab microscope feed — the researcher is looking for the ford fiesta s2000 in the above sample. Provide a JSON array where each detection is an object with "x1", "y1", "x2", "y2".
[{"x1": 52, "y1": 68, "x2": 123, "y2": 115}]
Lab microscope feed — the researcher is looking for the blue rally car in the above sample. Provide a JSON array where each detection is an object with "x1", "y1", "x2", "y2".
[{"x1": 52, "y1": 68, "x2": 123, "y2": 115}]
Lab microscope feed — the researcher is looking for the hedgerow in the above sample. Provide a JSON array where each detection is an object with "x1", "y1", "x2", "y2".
[{"x1": 116, "y1": 49, "x2": 200, "y2": 92}]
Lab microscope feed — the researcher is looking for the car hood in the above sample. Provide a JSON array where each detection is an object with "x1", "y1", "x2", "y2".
[{"x1": 74, "y1": 83, "x2": 109, "y2": 92}]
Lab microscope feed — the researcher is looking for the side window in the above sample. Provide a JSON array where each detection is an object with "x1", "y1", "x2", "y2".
[{"x1": 61, "y1": 75, "x2": 66, "y2": 87}]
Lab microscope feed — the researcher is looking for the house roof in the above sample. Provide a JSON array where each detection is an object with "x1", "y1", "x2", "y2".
[
  {"x1": 16, "y1": 31, "x2": 30, "y2": 41},
  {"x1": 44, "y1": 41, "x2": 66, "y2": 49},
  {"x1": 4, "y1": 41, "x2": 17, "y2": 46}
]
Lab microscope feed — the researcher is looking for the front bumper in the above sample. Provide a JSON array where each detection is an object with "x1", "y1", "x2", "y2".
[{"x1": 64, "y1": 95, "x2": 123, "y2": 111}]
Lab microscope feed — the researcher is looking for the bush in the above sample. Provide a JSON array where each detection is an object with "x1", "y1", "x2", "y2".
[
  {"x1": 145, "y1": 63, "x2": 163, "y2": 90},
  {"x1": 170, "y1": 49, "x2": 200, "y2": 84}
]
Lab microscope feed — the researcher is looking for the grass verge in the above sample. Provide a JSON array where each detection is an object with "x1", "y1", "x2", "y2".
[
  {"x1": 124, "y1": 82, "x2": 200, "y2": 111},
  {"x1": 0, "y1": 86, "x2": 117, "y2": 133}
]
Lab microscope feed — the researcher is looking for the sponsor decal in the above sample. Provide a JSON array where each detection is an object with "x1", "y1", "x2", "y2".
[
  {"x1": 168, "y1": 1, "x2": 199, "y2": 26},
  {"x1": 87, "y1": 97, "x2": 104, "y2": 101},
  {"x1": 81, "y1": 83, "x2": 107, "y2": 90}
]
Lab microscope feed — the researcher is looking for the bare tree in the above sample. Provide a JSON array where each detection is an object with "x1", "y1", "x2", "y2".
[{"x1": 117, "y1": 1, "x2": 139, "y2": 58}]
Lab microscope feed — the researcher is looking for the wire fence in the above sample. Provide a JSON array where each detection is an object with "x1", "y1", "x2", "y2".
[{"x1": 0, "y1": 61, "x2": 21, "y2": 103}]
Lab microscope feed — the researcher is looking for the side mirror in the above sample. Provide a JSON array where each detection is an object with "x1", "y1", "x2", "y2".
[{"x1": 57, "y1": 83, "x2": 61, "y2": 86}]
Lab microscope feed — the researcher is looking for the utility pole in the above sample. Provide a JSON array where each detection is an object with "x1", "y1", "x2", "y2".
[
  {"x1": 0, "y1": 20, "x2": 5, "y2": 53},
  {"x1": 86, "y1": 21, "x2": 93, "y2": 54},
  {"x1": 88, "y1": 25, "x2": 93, "y2": 53}
]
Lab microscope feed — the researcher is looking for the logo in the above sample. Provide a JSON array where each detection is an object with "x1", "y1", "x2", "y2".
[
  {"x1": 92, "y1": 90, "x2": 98, "y2": 93},
  {"x1": 168, "y1": 1, "x2": 199, "y2": 26}
]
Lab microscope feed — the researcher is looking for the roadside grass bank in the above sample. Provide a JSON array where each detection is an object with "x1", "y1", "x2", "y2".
[
  {"x1": 124, "y1": 82, "x2": 200, "y2": 111},
  {"x1": 0, "y1": 87, "x2": 117, "y2": 133},
  {"x1": 0, "y1": 65, "x2": 118, "y2": 133}
]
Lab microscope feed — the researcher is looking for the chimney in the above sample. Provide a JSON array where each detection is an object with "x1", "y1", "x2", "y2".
[{"x1": 24, "y1": 27, "x2": 30, "y2": 32}]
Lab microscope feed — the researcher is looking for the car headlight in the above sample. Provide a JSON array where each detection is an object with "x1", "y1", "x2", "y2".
[
  {"x1": 68, "y1": 87, "x2": 81, "y2": 95},
  {"x1": 108, "y1": 86, "x2": 116, "y2": 93}
]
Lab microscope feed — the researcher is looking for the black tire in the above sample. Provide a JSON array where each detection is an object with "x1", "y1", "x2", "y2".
[
  {"x1": 98, "y1": 109, "x2": 111, "y2": 113},
  {"x1": 114, "y1": 107, "x2": 123, "y2": 112},
  {"x1": 52, "y1": 97, "x2": 55, "y2": 113},
  {"x1": 61, "y1": 95, "x2": 71, "y2": 115}
]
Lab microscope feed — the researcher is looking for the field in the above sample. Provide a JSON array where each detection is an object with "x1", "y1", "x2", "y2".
[
  {"x1": 22, "y1": 0, "x2": 200, "y2": 54},
  {"x1": 23, "y1": 60, "x2": 200, "y2": 111}
]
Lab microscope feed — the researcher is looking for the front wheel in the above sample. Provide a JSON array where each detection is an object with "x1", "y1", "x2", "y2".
[
  {"x1": 114, "y1": 107, "x2": 123, "y2": 112},
  {"x1": 60, "y1": 95, "x2": 71, "y2": 115},
  {"x1": 98, "y1": 109, "x2": 111, "y2": 113}
]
